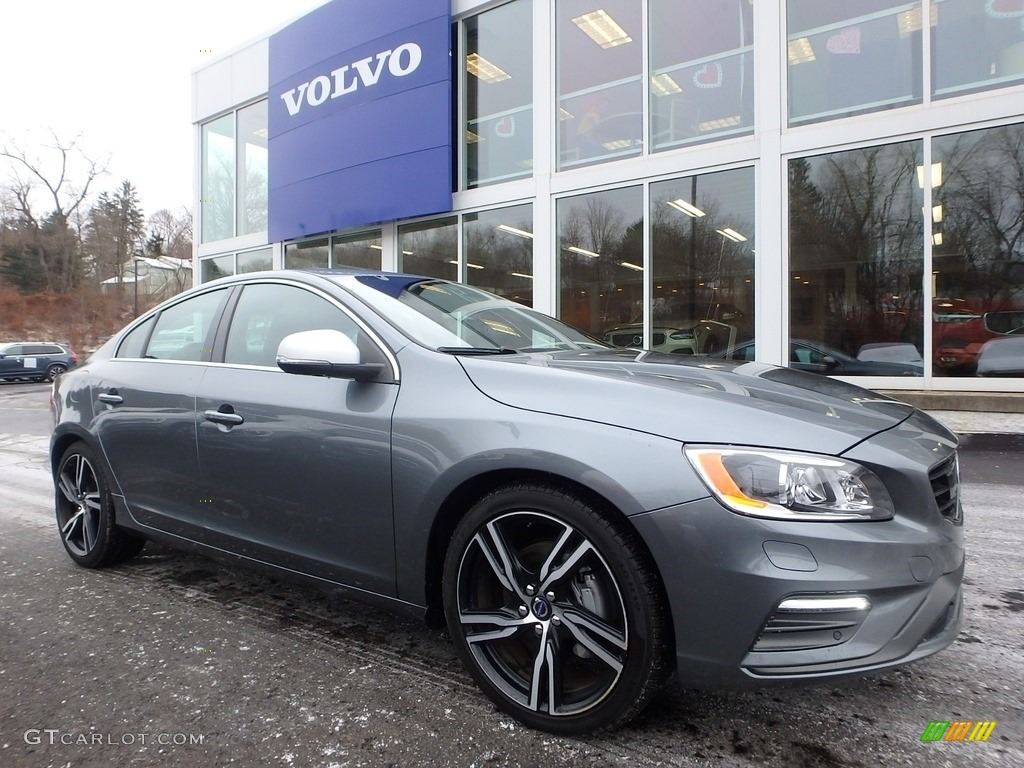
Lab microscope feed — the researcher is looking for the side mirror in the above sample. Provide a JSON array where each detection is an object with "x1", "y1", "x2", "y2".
[
  {"x1": 821, "y1": 355, "x2": 838, "y2": 368},
  {"x1": 276, "y1": 329, "x2": 384, "y2": 382}
]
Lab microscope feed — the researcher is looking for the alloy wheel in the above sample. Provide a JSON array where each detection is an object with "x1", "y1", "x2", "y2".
[
  {"x1": 454, "y1": 510, "x2": 629, "y2": 717},
  {"x1": 56, "y1": 452, "x2": 102, "y2": 558}
]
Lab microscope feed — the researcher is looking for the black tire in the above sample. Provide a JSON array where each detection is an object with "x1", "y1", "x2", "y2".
[
  {"x1": 442, "y1": 483, "x2": 670, "y2": 734},
  {"x1": 45, "y1": 363, "x2": 68, "y2": 382},
  {"x1": 55, "y1": 442, "x2": 145, "y2": 568}
]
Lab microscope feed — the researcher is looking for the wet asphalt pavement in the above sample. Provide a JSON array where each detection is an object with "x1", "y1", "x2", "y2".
[{"x1": 1, "y1": 380, "x2": 1021, "y2": 767}]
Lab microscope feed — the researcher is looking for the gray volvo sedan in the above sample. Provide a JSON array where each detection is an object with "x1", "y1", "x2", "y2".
[{"x1": 50, "y1": 269, "x2": 963, "y2": 734}]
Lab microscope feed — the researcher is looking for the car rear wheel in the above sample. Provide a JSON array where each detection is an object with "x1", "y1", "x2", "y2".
[
  {"x1": 443, "y1": 483, "x2": 670, "y2": 733},
  {"x1": 55, "y1": 442, "x2": 145, "y2": 568},
  {"x1": 45, "y1": 363, "x2": 68, "y2": 382}
]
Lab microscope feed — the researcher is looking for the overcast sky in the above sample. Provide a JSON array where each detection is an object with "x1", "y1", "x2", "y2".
[{"x1": 0, "y1": 0, "x2": 327, "y2": 221}]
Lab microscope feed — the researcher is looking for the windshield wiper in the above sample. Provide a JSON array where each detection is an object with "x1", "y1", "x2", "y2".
[{"x1": 437, "y1": 346, "x2": 519, "y2": 356}]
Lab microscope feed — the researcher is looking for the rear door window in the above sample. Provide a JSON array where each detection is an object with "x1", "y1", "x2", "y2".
[{"x1": 145, "y1": 290, "x2": 228, "y2": 361}]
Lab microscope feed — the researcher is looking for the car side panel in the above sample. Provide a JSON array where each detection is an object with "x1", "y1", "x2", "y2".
[
  {"x1": 196, "y1": 365, "x2": 399, "y2": 595},
  {"x1": 389, "y1": 345, "x2": 708, "y2": 608},
  {"x1": 90, "y1": 360, "x2": 208, "y2": 539}
]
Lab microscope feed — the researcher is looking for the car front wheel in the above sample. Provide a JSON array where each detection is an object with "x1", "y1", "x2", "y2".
[
  {"x1": 443, "y1": 483, "x2": 670, "y2": 733},
  {"x1": 55, "y1": 442, "x2": 145, "y2": 568},
  {"x1": 45, "y1": 363, "x2": 68, "y2": 382}
]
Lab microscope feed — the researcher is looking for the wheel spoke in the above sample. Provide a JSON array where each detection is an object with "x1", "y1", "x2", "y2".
[
  {"x1": 61, "y1": 509, "x2": 84, "y2": 540},
  {"x1": 539, "y1": 538, "x2": 594, "y2": 593},
  {"x1": 82, "y1": 511, "x2": 94, "y2": 552},
  {"x1": 83, "y1": 492, "x2": 102, "y2": 512},
  {"x1": 527, "y1": 624, "x2": 551, "y2": 711},
  {"x1": 475, "y1": 521, "x2": 528, "y2": 599},
  {"x1": 537, "y1": 524, "x2": 573, "y2": 584},
  {"x1": 75, "y1": 455, "x2": 87, "y2": 491},
  {"x1": 466, "y1": 626, "x2": 521, "y2": 644},
  {"x1": 545, "y1": 642, "x2": 560, "y2": 715},
  {"x1": 460, "y1": 610, "x2": 527, "y2": 628},
  {"x1": 559, "y1": 608, "x2": 626, "y2": 673},
  {"x1": 57, "y1": 473, "x2": 78, "y2": 504}
]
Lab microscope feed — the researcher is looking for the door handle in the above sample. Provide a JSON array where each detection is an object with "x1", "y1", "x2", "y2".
[
  {"x1": 204, "y1": 408, "x2": 244, "y2": 426},
  {"x1": 98, "y1": 391, "x2": 123, "y2": 405}
]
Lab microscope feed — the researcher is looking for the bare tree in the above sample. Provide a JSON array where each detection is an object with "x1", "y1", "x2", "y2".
[{"x1": 0, "y1": 132, "x2": 108, "y2": 292}]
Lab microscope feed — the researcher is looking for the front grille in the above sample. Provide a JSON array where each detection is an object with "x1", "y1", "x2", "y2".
[
  {"x1": 929, "y1": 454, "x2": 963, "y2": 525},
  {"x1": 609, "y1": 332, "x2": 643, "y2": 348}
]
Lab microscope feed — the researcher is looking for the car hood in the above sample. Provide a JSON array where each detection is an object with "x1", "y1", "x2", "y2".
[{"x1": 457, "y1": 349, "x2": 919, "y2": 455}]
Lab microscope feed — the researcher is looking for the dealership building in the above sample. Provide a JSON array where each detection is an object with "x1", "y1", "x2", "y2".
[{"x1": 192, "y1": 0, "x2": 1024, "y2": 394}]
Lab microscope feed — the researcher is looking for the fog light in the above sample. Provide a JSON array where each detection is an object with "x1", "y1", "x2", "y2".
[{"x1": 751, "y1": 595, "x2": 871, "y2": 652}]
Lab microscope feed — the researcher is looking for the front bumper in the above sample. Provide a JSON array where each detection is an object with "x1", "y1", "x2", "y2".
[{"x1": 630, "y1": 495, "x2": 964, "y2": 688}]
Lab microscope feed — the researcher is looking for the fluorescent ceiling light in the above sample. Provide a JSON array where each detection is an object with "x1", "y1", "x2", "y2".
[
  {"x1": 898, "y1": 5, "x2": 937, "y2": 38},
  {"x1": 917, "y1": 163, "x2": 942, "y2": 189},
  {"x1": 370, "y1": 244, "x2": 383, "y2": 250},
  {"x1": 788, "y1": 37, "x2": 815, "y2": 65},
  {"x1": 447, "y1": 259, "x2": 483, "y2": 269},
  {"x1": 466, "y1": 52, "x2": 511, "y2": 84},
  {"x1": 666, "y1": 199, "x2": 706, "y2": 218},
  {"x1": 716, "y1": 228, "x2": 747, "y2": 242},
  {"x1": 497, "y1": 224, "x2": 534, "y2": 239},
  {"x1": 252, "y1": 127, "x2": 269, "y2": 139},
  {"x1": 511, "y1": 272, "x2": 534, "y2": 279},
  {"x1": 567, "y1": 245, "x2": 600, "y2": 258},
  {"x1": 602, "y1": 139, "x2": 633, "y2": 150},
  {"x1": 572, "y1": 9, "x2": 633, "y2": 49},
  {"x1": 698, "y1": 115, "x2": 741, "y2": 132},
  {"x1": 466, "y1": 130, "x2": 484, "y2": 144},
  {"x1": 651, "y1": 73, "x2": 682, "y2": 97},
  {"x1": 619, "y1": 261, "x2": 644, "y2": 272},
  {"x1": 558, "y1": 107, "x2": 575, "y2": 121},
  {"x1": 402, "y1": 250, "x2": 414, "y2": 256},
  {"x1": 932, "y1": 232, "x2": 943, "y2": 246}
]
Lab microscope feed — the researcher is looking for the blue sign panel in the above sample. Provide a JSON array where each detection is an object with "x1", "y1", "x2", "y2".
[{"x1": 268, "y1": 0, "x2": 451, "y2": 242}]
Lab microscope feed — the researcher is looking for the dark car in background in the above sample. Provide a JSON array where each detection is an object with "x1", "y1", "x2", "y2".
[
  {"x1": 708, "y1": 339, "x2": 921, "y2": 376},
  {"x1": 0, "y1": 342, "x2": 78, "y2": 382},
  {"x1": 50, "y1": 270, "x2": 963, "y2": 734}
]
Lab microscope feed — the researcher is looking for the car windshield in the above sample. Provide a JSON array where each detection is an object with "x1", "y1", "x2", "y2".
[{"x1": 336, "y1": 275, "x2": 607, "y2": 353}]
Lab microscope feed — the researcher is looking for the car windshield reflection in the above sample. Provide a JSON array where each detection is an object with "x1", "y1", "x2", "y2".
[{"x1": 340, "y1": 275, "x2": 607, "y2": 354}]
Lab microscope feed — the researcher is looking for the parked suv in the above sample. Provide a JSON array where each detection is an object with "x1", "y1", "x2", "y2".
[{"x1": 0, "y1": 342, "x2": 78, "y2": 382}]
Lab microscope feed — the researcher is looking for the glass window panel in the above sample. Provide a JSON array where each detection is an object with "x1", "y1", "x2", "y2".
[
  {"x1": 788, "y1": 142, "x2": 925, "y2": 377},
  {"x1": 284, "y1": 239, "x2": 329, "y2": 269},
  {"x1": 649, "y1": 0, "x2": 754, "y2": 152},
  {"x1": 237, "y1": 247, "x2": 273, "y2": 274},
  {"x1": 932, "y1": 123, "x2": 1024, "y2": 378},
  {"x1": 399, "y1": 217, "x2": 458, "y2": 280},
  {"x1": 933, "y1": 0, "x2": 1024, "y2": 98},
  {"x1": 201, "y1": 114, "x2": 235, "y2": 243},
  {"x1": 650, "y1": 168, "x2": 755, "y2": 356},
  {"x1": 332, "y1": 230, "x2": 383, "y2": 269},
  {"x1": 787, "y1": 1, "x2": 922, "y2": 125},
  {"x1": 224, "y1": 283, "x2": 369, "y2": 368},
  {"x1": 145, "y1": 289, "x2": 226, "y2": 361},
  {"x1": 201, "y1": 254, "x2": 234, "y2": 283},
  {"x1": 557, "y1": 186, "x2": 643, "y2": 337},
  {"x1": 464, "y1": 204, "x2": 534, "y2": 305},
  {"x1": 465, "y1": 1, "x2": 533, "y2": 188},
  {"x1": 557, "y1": 0, "x2": 643, "y2": 170},
  {"x1": 238, "y1": 101, "x2": 268, "y2": 236},
  {"x1": 115, "y1": 317, "x2": 155, "y2": 359}
]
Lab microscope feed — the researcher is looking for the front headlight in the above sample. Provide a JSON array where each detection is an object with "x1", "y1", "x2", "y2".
[{"x1": 684, "y1": 446, "x2": 894, "y2": 521}]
